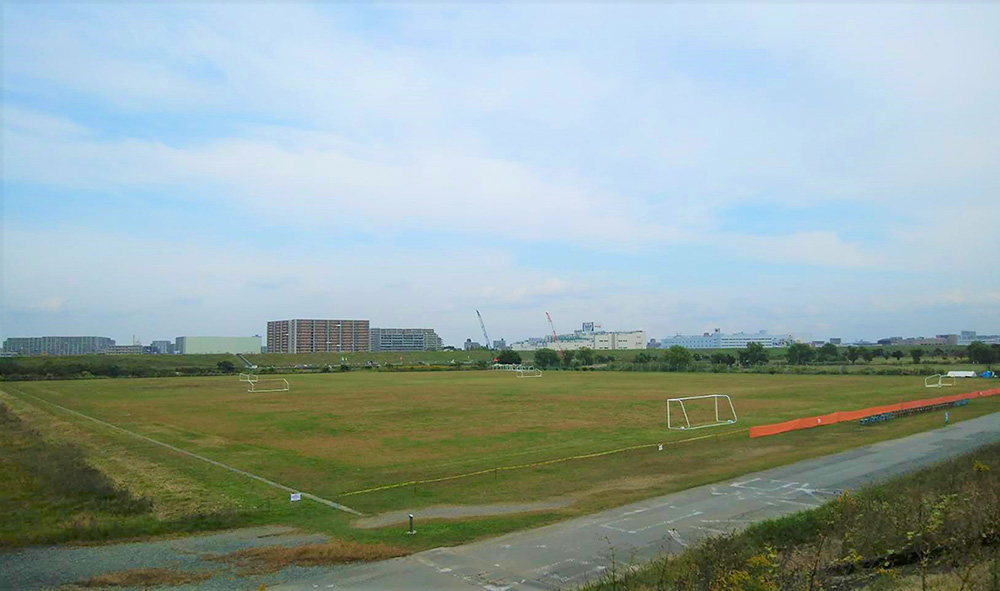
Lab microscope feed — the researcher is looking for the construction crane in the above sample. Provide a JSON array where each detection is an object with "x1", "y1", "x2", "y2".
[
  {"x1": 476, "y1": 310, "x2": 492, "y2": 350},
  {"x1": 545, "y1": 311, "x2": 565, "y2": 358}
]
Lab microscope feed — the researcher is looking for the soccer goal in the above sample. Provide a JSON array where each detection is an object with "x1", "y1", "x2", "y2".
[
  {"x1": 667, "y1": 394, "x2": 737, "y2": 430},
  {"x1": 247, "y1": 378, "x2": 289, "y2": 393},
  {"x1": 924, "y1": 374, "x2": 955, "y2": 388},
  {"x1": 516, "y1": 365, "x2": 542, "y2": 378},
  {"x1": 238, "y1": 373, "x2": 258, "y2": 383}
]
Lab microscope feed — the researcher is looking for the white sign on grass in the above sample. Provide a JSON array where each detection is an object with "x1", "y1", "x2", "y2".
[{"x1": 290, "y1": 493, "x2": 302, "y2": 502}]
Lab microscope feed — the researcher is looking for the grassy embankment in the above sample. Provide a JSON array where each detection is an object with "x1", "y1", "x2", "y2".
[
  {"x1": 586, "y1": 441, "x2": 1000, "y2": 591},
  {"x1": 2, "y1": 371, "x2": 998, "y2": 553}
]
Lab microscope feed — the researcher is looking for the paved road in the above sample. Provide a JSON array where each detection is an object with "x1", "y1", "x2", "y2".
[{"x1": 274, "y1": 413, "x2": 1000, "y2": 591}]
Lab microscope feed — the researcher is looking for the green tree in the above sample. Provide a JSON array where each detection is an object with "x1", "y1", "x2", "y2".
[
  {"x1": 861, "y1": 348, "x2": 875, "y2": 364},
  {"x1": 533, "y1": 348, "x2": 559, "y2": 369},
  {"x1": 576, "y1": 347, "x2": 595, "y2": 366},
  {"x1": 496, "y1": 350, "x2": 522, "y2": 365},
  {"x1": 932, "y1": 347, "x2": 946, "y2": 358},
  {"x1": 910, "y1": 349, "x2": 924, "y2": 364},
  {"x1": 738, "y1": 342, "x2": 768, "y2": 367},
  {"x1": 891, "y1": 350, "x2": 905, "y2": 362},
  {"x1": 786, "y1": 342, "x2": 815, "y2": 365},
  {"x1": 561, "y1": 349, "x2": 577, "y2": 368},
  {"x1": 633, "y1": 352, "x2": 655, "y2": 364},
  {"x1": 966, "y1": 341, "x2": 997, "y2": 365},
  {"x1": 710, "y1": 352, "x2": 736, "y2": 366},
  {"x1": 817, "y1": 343, "x2": 839, "y2": 363},
  {"x1": 216, "y1": 360, "x2": 237, "y2": 373},
  {"x1": 844, "y1": 346, "x2": 860, "y2": 364},
  {"x1": 662, "y1": 345, "x2": 693, "y2": 371}
]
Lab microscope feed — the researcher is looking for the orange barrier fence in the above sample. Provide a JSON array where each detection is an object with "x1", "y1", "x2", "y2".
[{"x1": 749, "y1": 386, "x2": 1000, "y2": 439}]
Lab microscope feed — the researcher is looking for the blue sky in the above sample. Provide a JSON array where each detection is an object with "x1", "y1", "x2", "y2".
[{"x1": 3, "y1": 3, "x2": 999, "y2": 346}]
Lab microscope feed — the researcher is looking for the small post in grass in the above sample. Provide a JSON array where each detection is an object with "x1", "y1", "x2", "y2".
[{"x1": 407, "y1": 514, "x2": 416, "y2": 535}]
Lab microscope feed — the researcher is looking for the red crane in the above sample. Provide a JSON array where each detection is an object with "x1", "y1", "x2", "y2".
[{"x1": 545, "y1": 312, "x2": 565, "y2": 358}]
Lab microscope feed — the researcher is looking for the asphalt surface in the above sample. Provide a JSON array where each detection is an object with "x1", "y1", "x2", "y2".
[
  {"x1": 273, "y1": 412, "x2": 1000, "y2": 591},
  {"x1": 0, "y1": 525, "x2": 330, "y2": 591}
]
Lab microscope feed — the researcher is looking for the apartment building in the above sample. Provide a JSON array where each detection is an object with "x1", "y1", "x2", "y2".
[
  {"x1": 2, "y1": 336, "x2": 115, "y2": 356},
  {"x1": 267, "y1": 319, "x2": 370, "y2": 353}
]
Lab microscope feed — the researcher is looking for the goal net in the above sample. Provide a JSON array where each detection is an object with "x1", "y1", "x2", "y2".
[
  {"x1": 247, "y1": 378, "x2": 289, "y2": 393},
  {"x1": 667, "y1": 394, "x2": 737, "y2": 430}
]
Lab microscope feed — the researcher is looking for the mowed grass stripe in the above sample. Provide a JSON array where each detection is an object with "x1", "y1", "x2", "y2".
[
  {"x1": 338, "y1": 426, "x2": 749, "y2": 497},
  {"x1": 9, "y1": 390, "x2": 362, "y2": 516}
]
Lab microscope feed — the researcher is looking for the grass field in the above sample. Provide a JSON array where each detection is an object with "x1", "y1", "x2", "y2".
[{"x1": 2, "y1": 372, "x2": 998, "y2": 550}]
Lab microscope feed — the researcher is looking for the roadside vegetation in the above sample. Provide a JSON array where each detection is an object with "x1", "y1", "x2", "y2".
[
  {"x1": 0, "y1": 399, "x2": 258, "y2": 546},
  {"x1": 587, "y1": 442, "x2": 1000, "y2": 591}
]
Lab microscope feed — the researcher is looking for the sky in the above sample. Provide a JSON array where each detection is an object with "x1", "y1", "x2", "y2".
[{"x1": 2, "y1": 3, "x2": 999, "y2": 347}]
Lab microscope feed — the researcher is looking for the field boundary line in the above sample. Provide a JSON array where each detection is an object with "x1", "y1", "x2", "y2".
[
  {"x1": 338, "y1": 427, "x2": 749, "y2": 498},
  {"x1": 7, "y1": 389, "x2": 363, "y2": 516}
]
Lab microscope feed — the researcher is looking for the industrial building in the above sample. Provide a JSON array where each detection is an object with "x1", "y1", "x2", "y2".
[
  {"x1": 175, "y1": 336, "x2": 261, "y2": 355},
  {"x1": 2, "y1": 336, "x2": 115, "y2": 356},
  {"x1": 370, "y1": 328, "x2": 442, "y2": 352},
  {"x1": 150, "y1": 340, "x2": 175, "y2": 354},
  {"x1": 958, "y1": 331, "x2": 1000, "y2": 345},
  {"x1": 659, "y1": 329, "x2": 793, "y2": 349},
  {"x1": 511, "y1": 323, "x2": 647, "y2": 351},
  {"x1": 266, "y1": 319, "x2": 370, "y2": 353}
]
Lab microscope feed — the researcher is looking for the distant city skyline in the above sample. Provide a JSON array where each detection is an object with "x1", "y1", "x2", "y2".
[{"x1": 3, "y1": 4, "x2": 998, "y2": 346}]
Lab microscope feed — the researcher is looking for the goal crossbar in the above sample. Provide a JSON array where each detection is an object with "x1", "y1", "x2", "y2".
[
  {"x1": 247, "y1": 378, "x2": 289, "y2": 393},
  {"x1": 238, "y1": 373, "x2": 258, "y2": 383},
  {"x1": 516, "y1": 366, "x2": 542, "y2": 378},
  {"x1": 924, "y1": 374, "x2": 955, "y2": 388},
  {"x1": 667, "y1": 394, "x2": 737, "y2": 430}
]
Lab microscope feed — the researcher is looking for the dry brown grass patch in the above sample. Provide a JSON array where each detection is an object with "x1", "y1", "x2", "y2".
[
  {"x1": 73, "y1": 567, "x2": 213, "y2": 588},
  {"x1": 205, "y1": 540, "x2": 409, "y2": 574}
]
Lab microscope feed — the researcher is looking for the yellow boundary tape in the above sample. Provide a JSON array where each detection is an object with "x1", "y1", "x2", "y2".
[{"x1": 338, "y1": 427, "x2": 750, "y2": 498}]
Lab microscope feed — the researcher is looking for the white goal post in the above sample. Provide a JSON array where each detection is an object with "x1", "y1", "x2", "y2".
[
  {"x1": 238, "y1": 373, "x2": 258, "y2": 383},
  {"x1": 667, "y1": 394, "x2": 738, "y2": 430},
  {"x1": 924, "y1": 374, "x2": 955, "y2": 388},
  {"x1": 247, "y1": 378, "x2": 289, "y2": 393},
  {"x1": 516, "y1": 366, "x2": 542, "y2": 378}
]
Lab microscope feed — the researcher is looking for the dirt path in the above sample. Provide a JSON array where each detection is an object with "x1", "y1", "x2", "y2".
[{"x1": 353, "y1": 499, "x2": 572, "y2": 529}]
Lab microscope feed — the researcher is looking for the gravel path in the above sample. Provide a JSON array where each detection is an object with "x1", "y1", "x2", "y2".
[
  {"x1": 353, "y1": 499, "x2": 572, "y2": 529},
  {"x1": 1, "y1": 526, "x2": 330, "y2": 591}
]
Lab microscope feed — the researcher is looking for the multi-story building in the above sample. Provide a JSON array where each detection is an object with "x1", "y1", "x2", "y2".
[
  {"x1": 464, "y1": 339, "x2": 485, "y2": 350},
  {"x1": 104, "y1": 344, "x2": 153, "y2": 355},
  {"x1": 267, "y1": 319, "x2": 369, "y2": 353},
  {"x1": 175, "y1": 336, "x2": 261, "y2": 355},
  {"x1": 958, "y1": 331, "x2": 1000, "y2": 346},
  {"x1": 660, "y1": 329, "x2": 793, "y2": 350},
  {"x1": 370, "y1": 328, "x2": 442, "y2": 352},
  {"x1": 150, "y1": 340, "x2": 175, "y2": 354},
  {"x1": 2, "y1": 336, "x2": 115, "y2": 356}
]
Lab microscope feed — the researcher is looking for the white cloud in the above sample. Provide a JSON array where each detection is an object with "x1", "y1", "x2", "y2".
[{"x1": 3, "y1": 4, "x2": 999, "y2": 341}]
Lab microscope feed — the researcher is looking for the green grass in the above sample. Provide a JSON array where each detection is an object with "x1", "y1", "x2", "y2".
[{"x1": 2, "y1": 372, "x2": 998, "y2": 551}]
